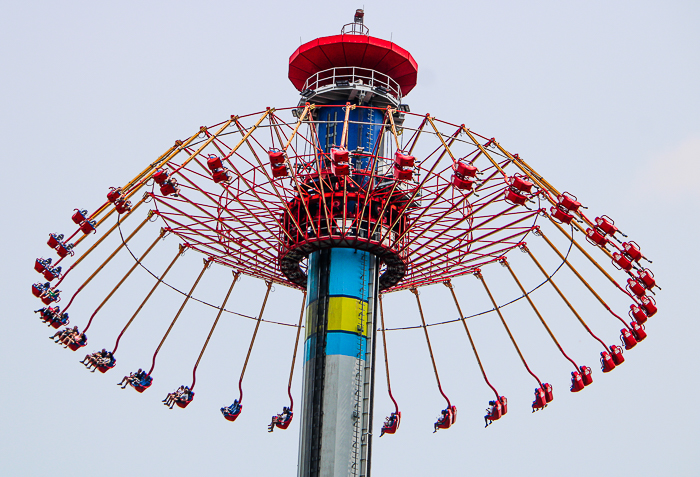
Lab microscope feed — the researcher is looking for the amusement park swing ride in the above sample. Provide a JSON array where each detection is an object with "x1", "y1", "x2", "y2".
[{"x1": 31, "y1": 10, "x2": 661, "y2": 477}]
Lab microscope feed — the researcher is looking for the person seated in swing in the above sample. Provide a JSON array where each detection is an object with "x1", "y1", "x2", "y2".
[
  {"x1": 221, "y1": 399, "x2": 242, "y2": 418},
  {"x1": 434, "y1": 408, "x2": 450, "y2": 433},
  {"x1": 118, "y1": 369, "x2": 143, "y2": 389},
  {"x1": 380, "y1": 412, "x2": 398, "y2": 437},
  {"x1": 268, "y1": 406, "x2": 292, "y2": 432},
  {"x1": 163, "y1": 386, "x2": 185, "y2": 409}
]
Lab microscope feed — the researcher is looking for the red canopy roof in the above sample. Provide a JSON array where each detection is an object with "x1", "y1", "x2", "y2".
[{"x1": 289, "y1": 35, "x2": 418, "y2": 96}]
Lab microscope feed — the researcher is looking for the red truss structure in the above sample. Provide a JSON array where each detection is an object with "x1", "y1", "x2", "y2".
[{"x1": 146, "y1": 106, "x2": 540, "y2": 292}]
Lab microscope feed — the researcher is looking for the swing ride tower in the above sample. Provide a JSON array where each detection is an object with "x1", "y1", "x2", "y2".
[
  {"x1": 30, "y1": 8, "x2": 663, "y2": 477},
  {"x1": 288, "y1": 11, "x2": 418, "y2": 476}
]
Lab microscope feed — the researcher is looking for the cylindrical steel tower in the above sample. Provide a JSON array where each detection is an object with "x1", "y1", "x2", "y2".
[{"x1": 288, "y1": 11, "x2": 418, "y2": 477}]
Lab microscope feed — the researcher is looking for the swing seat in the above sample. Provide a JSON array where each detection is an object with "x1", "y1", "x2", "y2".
[
  {"x1": 452, "y1": 175, "x2": 475, "y2": 190},
  {"x1": 622, "y1": 241, "x2": 643, "y2": 262},
  {"x1": 550, "y1": 206, "x2": 574, "y2": 224},
  {"x1": 275, "y1": 411, "x2": 294, "y2": 430},
  {"x1": 268, "y1": 149, "x2": 285, "y2": 166},
  {"x1": 175, "y1": 392, "x2": 195, "y2": 408},
  {"x1": 637, "y1": 269, "x2": 656, "y2": 289},
  {"x1": 509, "y1": 174, "x2": 533, "y2": 193},
  {"x1": 43, "y1": 268, "x2": 58, "y2": 281},
  {"x1": 543, "y1": 383, "x2": 554, "y2": 403},
  {"x1": 207, "y1": 155, "x2": 223, "y2": 171},
  {"x1": 486, "y1": 400, "x2": 503, "y2": 424},
  {"x1": 380, "y1": 411, "x2": 400, "y2": 435},
  {"x1": 612, "y1": 252, "x2": 633, "y2": 271},
  {"x1": 56, "y1": 243, "x2": 72, "y2": 258},
  {"x1": 393, "y1": 165, "x2": 413, "y2": 181},
  {"x1": 532, "y1": 387, "x2": 547, "y2": 411},
  {"x1": 434, "y1": 406, "x2": 456, "y2": 430},
  {"x1": 153, "y1": 169, "x2": 169, "y2": 186},
  {"x1": 580, "y1": 366, "x2": 593, "y2": 386},
  {"x1": 67, "y1": 335, "x2": 87, "y2": 351},
  {"x1": 621, "y1": 328, "x2": 637, "y2": 350},
  {"x1": 394, "y1": 151, "x2": 415, "y2": 168},
  {"x1": 331, "y1": 162, "x2": 350, "y2": 176},
  {"x1": 213, "y1": 169, "x2": 231, "y2": 184},
  {"x1": 455, "y1": 162, "x2": 478, "y2": 178},
  {"x1": 610, "y1": 345, "x2": 625, "y2": 365},
  {"x1": 586, "y1": 228, "x2": 608, "y2": 247},
  {"x1": 332, "y1": 148, "x2": 350, "y2": 164},
  {"x1": 115, "y1": 199, "x2": 132, "y2": 214},
  {"x1": 132, "y1": 376, "x2": 153, "y2": 393},
  {"x1": 601, "y1": 351, "x2": 616, "y2": 372},
  {"x1": 499, "y1": 396, "x2": 508, "y2": 415},
  {"x1": 627, "y1": 279, "x2": 646, "y2": 298},
  {"x1": 640, "y1": 295, "x2": 657, "y2": 317},
  {"x1": 271, "y1": 164, "x2": 288, "y2": 178},
  {"x1": 41, "y1": 294, "x2": 58, "y2": 305},
  {"x1": 160, "y1": 181, "x2": 179, "y2": 196},
  {"x1": 595, "y1": 215, "x2": 621, "y2": 236},
  {"x1": 222, "y1": 403, "x2": 242, "y2": 421},
  {"x1": 32, "y1": 283, "x2": 45, "y2": 297},
  {"x1": 504, "y1": 188, "x2": 528, "y2": 205},
  {"x1": 97, "y1": 358, "x2": 116, "y2": 373},
  {"x1": 47, "y1": 234, "x2": 61, "y2": 249},
  {"x1": 72, "y1": 209, "x2": 88, "y2": 225},
  {"x1": 107, "y1": 187, "x2": 122, "y2": 203},
  {"x1": 570, "y1": 371, "x2": 585, "y2": 392},
  {"x1": 630, "y1": 304, "x2": 648, "y2": 324},
  {"x1": 630, "y1": 322, "x2": 647, "y2": 342},
  {"x1": 34, "y1": 258, "x2": 49, "y2": 273},
  {"x1": 557, "y1": 192, "x2": 582, "y2": 212}
]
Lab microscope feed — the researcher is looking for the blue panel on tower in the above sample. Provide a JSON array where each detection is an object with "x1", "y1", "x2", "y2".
[
  {"x1": 328, "y1": 248, "x2": 371, "y2": 300},
  {"x1": 325, "y1": 331, "x2": 367, "y2": 359}
]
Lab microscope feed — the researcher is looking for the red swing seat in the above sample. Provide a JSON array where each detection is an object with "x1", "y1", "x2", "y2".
[
  {"x1": 610, "y1": 345, "x2": 625, "y2": 365},
  {"x1": 580, "y1": 366, "x2": 593, "y2": 386},
  {"x1": 434, "y1": 405, "x2": 457, "y2": 430},
  {"x1": 601, "y1": 351, "x2": 616, "y2": 372},
  {"x1": 380, "y1": 411, "x2": 400, "y2": 436},
  {"x1": 107, "y1": 187, "x2": 122, "y2": 203},
  {"x1": 175, "y1": 392, "x2": 195, "y2": 408},
  {"x1": 504, "y1": 188, "x2": 528, "y2": 205},
  {"x1": 570, "y1": 371, "x2": 585, "y2": 392},
  {"x1": 72, "y1": 209, "x2": 88, "y2": 224},
  {"x1": 620, "y1": 328, "x2": 637, "y2": 350},
  {"x1": 222, "y1": 402, "x2": 242, "y2": 422}
]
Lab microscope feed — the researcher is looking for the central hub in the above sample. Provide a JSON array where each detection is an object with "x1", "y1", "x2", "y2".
[{"x1": 278, "y1": 177, "x2": 411, "y2": 291}]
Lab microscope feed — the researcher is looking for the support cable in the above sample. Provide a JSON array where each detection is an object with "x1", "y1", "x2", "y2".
[
  {"x1": 112, "y1": 245, "x2": 185, "y2": 353},
  {"x1": 442, "y1": 280, "x2": 499, "y2": 399},
  {"x1": 521, "y1": 243, "x2": 611, "y2": 353},
  {"x1": 410, "y1": 288, "x2": 451, "y2": 408},
  {"x1": 54, "y1": 197, "x2": 146, "y2": 282},
  {"x1": 501, "y1": 258, "x2": 579, "y2": 371},
  {"x1": 237, "y1": 280, "x2": 273, "y2": 404},
  {"x1": 148, "y1": 257, "x2": 211, "y2": 375},
  {"x1": 61, "y1": 214, "x2": 151, "y2": 313},
  {"x1": 546, "y1": 214, "x2": 638, "y2": 302},
  {"x1": 83, "y1": 228, "x2": 166, "y2": 333},
  {"x1": 190, "y1": 271, "x2": 241, "y2": 390},
  {"x1": 475, "y1": 270, "x2": 542, "y2": 386},
  {"x1": 537, "y1": 227, "x2": 631, "y2": 330},
  {"x1": 378, "y1": 295, "x2": 399, "y2": 414},
  {"x1": 286, "y1": 290, "x2": 307, "y2": 411}
]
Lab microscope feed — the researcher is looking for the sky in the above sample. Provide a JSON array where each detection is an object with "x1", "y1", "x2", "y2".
[{"x1": 2, "y1": 1, "x2": 699, "y2": 476}]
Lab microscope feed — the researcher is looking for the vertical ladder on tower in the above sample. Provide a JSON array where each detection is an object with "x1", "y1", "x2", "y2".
[
  {"x1": 359, "y1": 254, "x2": 375, "y2": 477},
  {"x1": 351, "y1": 251, "x2": 368, "y2": 476}
]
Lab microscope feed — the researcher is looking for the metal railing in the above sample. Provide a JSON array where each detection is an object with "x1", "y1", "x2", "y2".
[
  {"x1": 341, "y1": 22, "x2": 370, "y2": 35},
  {"x1": 303, "y1": 67, "x2": 402, "y2": 103}
]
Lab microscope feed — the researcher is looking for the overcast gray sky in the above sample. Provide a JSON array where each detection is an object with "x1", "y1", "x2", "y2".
[{"x1": 2, "y1": 1, "x2": 699, "y2": 476}]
